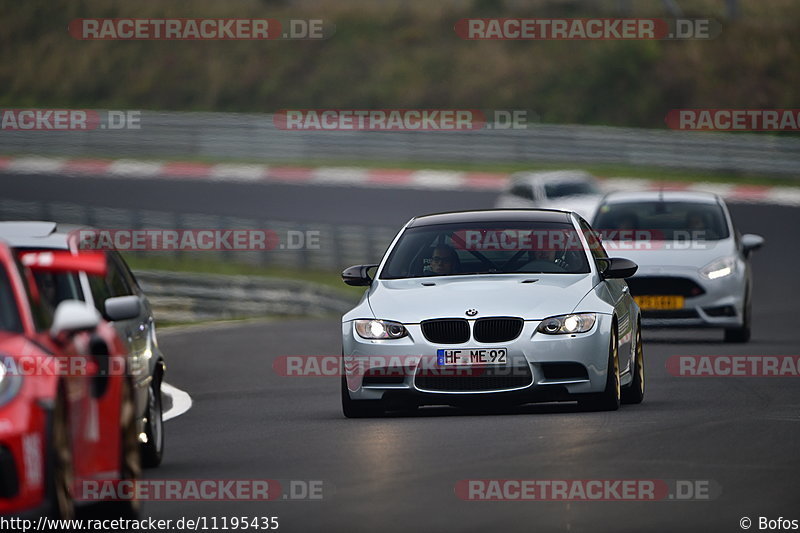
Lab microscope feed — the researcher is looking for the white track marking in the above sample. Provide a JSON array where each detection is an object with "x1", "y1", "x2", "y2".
[
  {"x1": 108, "y1": 159, "x2": 164, "y2": 178},
  {"x1": 411, "y1": 170, "x2": 466, "y2": 189},
  {"x1": 210, "y1": 163, "x2": 268, "y2": 182},
  {"x1": 602, "y1": 177, "x2": 654, "y2": 191},
  {"x1": 312, "y1": 167, "x2": 369, "y2": 184},
  {"x1": 687, "y1": 182, "x2": 735, "y2": 197},
  {"x1": 767, "y1": 187, "x2": 800, "y2": 207},
  {"x1": 162, "y1": 382, "x2": 192, "y2": 421},
  {"x1": 8, "y1": 157, "x2": 65, "y2": 173}
]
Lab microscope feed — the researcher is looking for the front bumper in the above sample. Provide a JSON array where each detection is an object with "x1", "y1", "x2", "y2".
[
  {"x1": 633, "y1": 267, "x2": 746, "y2": 329},
  {"x1": 341, "y1": 314, "x2": 613, "y2": 404}
]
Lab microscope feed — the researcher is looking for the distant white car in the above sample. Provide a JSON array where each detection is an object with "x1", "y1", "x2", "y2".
[
  {"x1": 495, "y1": 170, "x2": 602, "y2": 221},
  {"x1": 592, "y1": 191, "x2": 764, "y2": 342}
]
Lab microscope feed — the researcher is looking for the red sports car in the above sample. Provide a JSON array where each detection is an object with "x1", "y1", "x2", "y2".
[{"x1": 0, "y1": 243, "x2": 140, "y2": 518}]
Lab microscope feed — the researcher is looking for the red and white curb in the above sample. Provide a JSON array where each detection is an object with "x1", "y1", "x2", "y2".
[{"x1": 2, "y1": 155, "x2": 800, "y2": 207}]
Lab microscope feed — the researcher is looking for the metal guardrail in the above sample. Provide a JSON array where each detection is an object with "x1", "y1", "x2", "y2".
[
  {"x1": 0, "y1": 198, "x2": 397, "y2": 271},
  {"x1": 136, "y1": 270, "x2": 357, "y2": 323},
  {"x1": 1, "y1": 111, "x2": 798, "y2": 176},
  {"x1": 0, "y1": 198, "x2": 369, "y2": 320}
]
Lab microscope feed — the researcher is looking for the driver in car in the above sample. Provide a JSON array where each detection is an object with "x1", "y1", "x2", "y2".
[{"x1": 427, "y1": 245, "x2": 460, "y2": 275}]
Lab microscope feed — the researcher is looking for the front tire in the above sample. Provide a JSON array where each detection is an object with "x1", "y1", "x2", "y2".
[
  {"x1": 621, "y1": 323, "x2": 645, "y2": 405},
  {"x1": 141, "y1": 370, "x2": 164, "y2": 468},
  {"x1": 341, "y1": 377, "x2": 384, "y2": 418},
  {"x1": 579, "y1": 325, "x2": 620, "y2": 412},
  {"x1": 724, "y1": 291, "x2": 751, "y2": 343}
]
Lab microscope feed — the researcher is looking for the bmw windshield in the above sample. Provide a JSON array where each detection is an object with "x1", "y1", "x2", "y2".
[{"x1": 380, "y1": 221, "x2": 591, "y2": 279}]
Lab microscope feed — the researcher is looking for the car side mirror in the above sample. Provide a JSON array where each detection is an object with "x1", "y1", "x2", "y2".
[
  {"x1": 104, "y1": 295, "x2": 141, "y2": 321},
  {"x1": 50, "y1": 300, "x2": 100, "y2": 340},
  {"x1": 599, "y1": 258, "x2": 638, "y2": 279},
  {"x1": 342, "y1": 264, "x2": 378, "y2": 286},
  {"x1": 741, "y1": 234, "x2": 764, "y2": 257}
]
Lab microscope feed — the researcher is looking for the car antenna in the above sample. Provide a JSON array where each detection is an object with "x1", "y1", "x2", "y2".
[{"x1": 655, "y1": 186, "x2": 667, "y2": 213}]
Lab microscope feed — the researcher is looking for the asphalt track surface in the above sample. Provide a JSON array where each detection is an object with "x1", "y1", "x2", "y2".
[
  {"x1": 2, "y1": 172, "x2": 490, "y2": 227},
  {"x1": 4, "y1": 172, "x2": 800, "y2": 532}
]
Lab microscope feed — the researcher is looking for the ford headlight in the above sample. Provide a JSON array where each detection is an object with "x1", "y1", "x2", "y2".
[
  {"x1": 537, "y1": 313, "x2": 597, "y2": 335},
  {"x1": 700, "y1": 256, "x2": 736, "y2": 280},
  {"x1": 354, "y1": 319, "x2": 408, "y2": 340},
  {"x1": 0, "y1": 356, "x2": 23, "y2": 407}
]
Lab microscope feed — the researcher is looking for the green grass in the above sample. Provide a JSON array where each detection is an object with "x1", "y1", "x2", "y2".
[
  {"x1": 157, "y1": 315, "x2": 325, "y2": 329},
  {"x1": 1, "y1": 0, "x2": 798, "y2": 129}
]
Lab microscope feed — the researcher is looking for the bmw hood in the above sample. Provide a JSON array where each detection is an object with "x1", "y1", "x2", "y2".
[{"x1": 366, "y1": 274, "x2": 596, "y2": 323}]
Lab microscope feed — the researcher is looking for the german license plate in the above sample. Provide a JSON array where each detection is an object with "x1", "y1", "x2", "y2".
[
  {"x1": 437, "y1": 348, "x2": 507, "y2": 366},
  {"x1": 634, "y1": 295, "x2": 685, "y2": 310}
]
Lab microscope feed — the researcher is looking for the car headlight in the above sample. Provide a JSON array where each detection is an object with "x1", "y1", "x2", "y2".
[
  {"x1": 700, "y1": 256, "x2": 737, "y2": 280},
  {"x1": 354, "y1": 319, "x2": 408, "y2": 340},
  {"x1": 537, "y1": 313, "x2": 597, "y2": 335},
  {"x1": 0, "y1": 356, "x2": 23, "y2": 407}
]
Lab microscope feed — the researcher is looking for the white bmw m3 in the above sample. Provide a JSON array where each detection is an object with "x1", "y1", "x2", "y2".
[{"x1": 340, "y1": 209, "x2": 644, "y2": 417}]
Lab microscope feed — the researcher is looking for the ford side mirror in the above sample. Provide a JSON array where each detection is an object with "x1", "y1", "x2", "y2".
[
  {"x1": 741, "y1": 234, "x2": 764, "y2": 257},
  {"x1": 104, "y1": 295, "x2": 142, "y2": 321}
]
